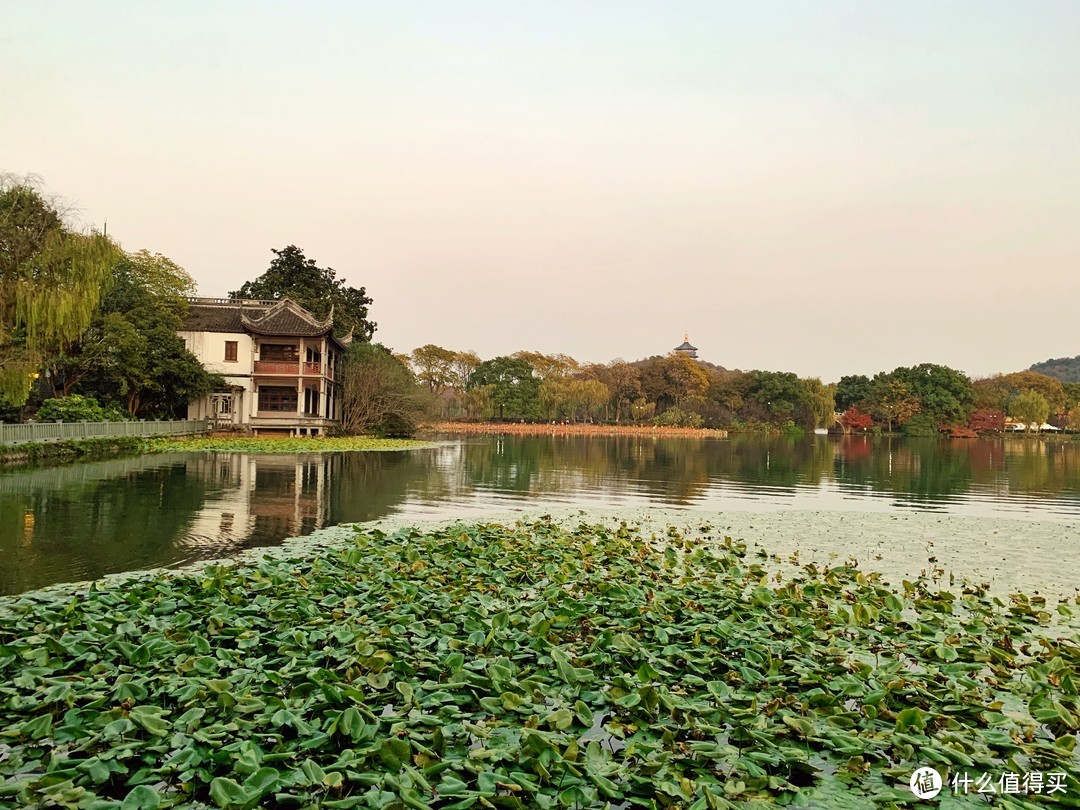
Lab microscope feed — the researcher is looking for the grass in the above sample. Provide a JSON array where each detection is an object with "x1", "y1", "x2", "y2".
[{"x1": 1, "y1": 518, "x2": 1078, "y2": 808}]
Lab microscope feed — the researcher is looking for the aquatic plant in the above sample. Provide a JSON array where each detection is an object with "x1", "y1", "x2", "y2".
[
  {"x1": 142, "y1": 436, "x2": 428, "y2": 454},
  {"x1": 0, "y1": 519, "x2": 1077, "y2": 807}
]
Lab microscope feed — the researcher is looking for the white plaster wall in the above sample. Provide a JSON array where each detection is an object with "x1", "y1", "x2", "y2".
[{"x1": 180, "y1": 331, "x2": 256, "y2": 423}]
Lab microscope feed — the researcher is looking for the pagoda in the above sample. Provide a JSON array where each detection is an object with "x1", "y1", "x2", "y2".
[{"x1": 673, "y1": 331, "x2": 698, "y2": 359}]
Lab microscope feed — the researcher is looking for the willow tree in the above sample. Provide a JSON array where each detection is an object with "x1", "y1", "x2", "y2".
[{"x1": 0, "y1": 177, "x2": 120, "y2": 405}]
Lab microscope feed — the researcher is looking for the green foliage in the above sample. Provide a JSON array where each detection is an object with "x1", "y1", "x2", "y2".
[
  {"x1": 230, "y1": 245, "x2": 376, "y2": 341},
  {"x1": 866, "y1": 374, "x2": 920, "y2": 432},
  {"x1": 142, "y1": 436, "x2": 425, "y2": 453},
  {"x1": 45, "y1": 251, "x2": 214, "y2": 418},
  {"x1": 1, "y1": 518, "x2": 1078, "y2": 807},
  {"x1": 834, "y1": 374, "x2": 872, "y2": 412},
  {"x1": 0, "y1": 177, "x2": 122, "y2": 405},
  {"x1": 652, "y1": 407, "x2": 703, "y2": 428},
  {"x1": 467, "y1": 356, "x2": 541, "y2": 420},
  {"x1": 889, "y1": 364, "x2": 974, "y2": 423},
  {"x1": 900, "y1": 412, "x2": 942, "y2": 437},
  {"x1": 36, "y1": 394, "x2": 125, "y2": 423},
  {"x1": 1009, "y1": 389, "x2": 1050, "y2": 430},
  {"x1": 0, "y1": 436, "x2": 145, "y2": 464}
]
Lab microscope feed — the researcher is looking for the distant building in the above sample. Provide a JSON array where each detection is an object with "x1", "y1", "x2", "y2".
[
  {"x1": 179, "y1": 297, "x2": 351, "y2": 436},
  {"x1": 673, "y1": 331, "x2": 698, "y2": 359}
]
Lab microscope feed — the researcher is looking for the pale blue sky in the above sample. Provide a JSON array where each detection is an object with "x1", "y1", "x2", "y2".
[{"x1": 3, "y1": 2, "x2": 1079, "y2": 380}]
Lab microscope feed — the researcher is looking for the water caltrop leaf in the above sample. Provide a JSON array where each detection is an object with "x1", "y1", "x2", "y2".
[
  {"x1": 120, "y1": 785, "x2": 160, "y2": 810},
  {"x1": 1, "y1": 517, "x2": 1078, "y2": 809}
]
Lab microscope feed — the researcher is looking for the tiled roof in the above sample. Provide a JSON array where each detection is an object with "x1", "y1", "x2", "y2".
[
  {"x1": 182, "y1": 304, "x2": 247, "y2": 333},
  {"x1": 675, "y1": 341, "x2": 698, "y2": 351},
  {"x1": 241, "y1": 299, "x2": 334, "y2": 337},
  {"x1": 182, "y1": 297, "x2": 350, "y2": 349}
]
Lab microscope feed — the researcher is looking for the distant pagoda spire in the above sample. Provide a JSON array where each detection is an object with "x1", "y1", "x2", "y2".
[{"x1": 674, "y1": 330, "x2": 698, "y2": 359}]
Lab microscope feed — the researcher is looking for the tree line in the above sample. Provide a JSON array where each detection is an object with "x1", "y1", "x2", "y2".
[
  {"x1": 409, "y1": 345, "x2": 1080, "y2": 435},
  {"x1": 5, "y1": 175, "x2": 1077, "y2": 437}
]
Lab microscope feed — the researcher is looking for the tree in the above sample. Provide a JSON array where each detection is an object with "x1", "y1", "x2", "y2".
[
  {"x1": 49, "y1": 251, "x2": 215, "y2": 417},
  {"x1": 601, "y1": 362, "x2": 642, "y2": 422},
  {"x1": 802, "y1": 378, "x2": 836, "y2": 429},
  {"x1": 866, "y1": 374, "x2": 920, "y2": 432},
  {"x1": 747, "y1": 371, "x2": 810, "y2": 424},
  {"x1": 974, "y1": 371, "x2": 1065, "y2": 416},
  {"x1": 1008, "y1": 389, "x2": 1049, "y2": 432},
  {"x1": 835, "y1": 375, "x2": 872, "y2": 412},
  {"x1": 968, "y1": 408, "x2": 1005, "y2": 432},
  {"x1": 890, "y1": 364, "x2": 974, "y2": 424},
  {"x1": 467, "y1": 356, "x2": 541, "y2": 420},
  {"x1": 410, "y1": 344, "x2": 457, "y2": 393},
  {"x1": 449, "y1": 351, "x2": 481, "y2": 391},
  {"x1": 1030, "y1": 355, "x2": 1080, "y2": 383},
  {"x1": 511, "y1": 351, "x2": 578, "y2": 381},
  {"x1": 0, "y1": 176, "x2": 122, "y2": 405},
  {"x1": 340, "y1": 343, "x2": 426, "y2": 436},
  {"x1": 841, "y1": 406, "x2": 873, "y2": 433},
  {"x1": 230, "y1": 245, "x2": 376, "y2": 341}
]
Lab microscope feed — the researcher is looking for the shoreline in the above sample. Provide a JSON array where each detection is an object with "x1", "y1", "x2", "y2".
[{"x1": 419, "y1": 420, "x2": 728, "y2": 438}]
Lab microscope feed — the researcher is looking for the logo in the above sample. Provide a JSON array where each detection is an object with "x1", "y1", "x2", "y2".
[{"x1": 910, "y1": 767, "x2": 943, "y2": 799}]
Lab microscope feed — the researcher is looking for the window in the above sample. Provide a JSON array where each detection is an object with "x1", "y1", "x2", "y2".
[
  {"x1": 260, "y1": 344, "x2": 299, "y2": 362},
  {"x1": 224, "y1": 341, "x2": 238, "y2": 362},
  {"x1": 258, "y1": 386, "x2": 297, "y2": 413}
]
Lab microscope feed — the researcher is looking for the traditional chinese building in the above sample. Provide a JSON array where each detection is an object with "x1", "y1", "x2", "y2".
[
  {"x1": 673, "y1": 331, "x2": 698, "y2": 359},
  {"x1": 179, "y1": 297, "x2": 350, "y2": 436}
]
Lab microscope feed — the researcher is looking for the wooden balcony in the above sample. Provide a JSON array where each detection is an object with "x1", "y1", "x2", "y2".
[{"x1": 254, "y1": 361, "x2": 325, "y2": 376}]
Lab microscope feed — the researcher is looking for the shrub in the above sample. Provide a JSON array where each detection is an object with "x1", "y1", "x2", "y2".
[
  {"x1": 901, "y1": 412, "x2": 943, "y2": 437},
  {"x1": 652, "y1": 407, "x2": 704, "y2": 428},
  {"x1": 36, "y1": 395, "x2": 108, "y2": 423}
]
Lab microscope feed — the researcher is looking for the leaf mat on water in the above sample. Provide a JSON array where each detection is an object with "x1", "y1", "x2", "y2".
[{"x1": 1, "y1": 519, "x2": 1078, "y2": 808}]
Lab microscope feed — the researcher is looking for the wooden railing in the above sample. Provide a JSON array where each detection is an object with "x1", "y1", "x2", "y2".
[
  {"x1": 254, "y1": 361, "x2": 298, "y2": 374},
  {"x1": 253, "y1": 361, "x2": 325, "y2": 375},
  {"x1": 0, "y1": 419, "x2": 210, "y2": 447}
]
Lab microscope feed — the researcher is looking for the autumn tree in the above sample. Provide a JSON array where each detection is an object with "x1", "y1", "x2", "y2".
[
  {"x1": 0, "y1": 176, "x2": 122, "y2": 404},
  {"x1": 449, "y1": 351, "x2": 481, "y2": 391},
  {"x1": 968, "y1": 408, "x2": 1005, "y2": 433},
  {"x1": 595, "y1": 361, "x2": 641, "y2": 422},
  {"x1": 230, "y1": 245, "x2": 376, "y2": 341},
  {"x1": 977, "y1": 371, "x2": 1066, "y2": 416},
  {"x1": 840, "y1": 406, "x2": 873, "y2": 433},
  {"x1": 410, "y1": 344, "x2": 457, "y2": 393},
  {"x1": 512, "y1": 351, "x2": 578, "y2": 381},
  {"x1": 866, "y1": 375, "x2": 920, "y2": 432}
]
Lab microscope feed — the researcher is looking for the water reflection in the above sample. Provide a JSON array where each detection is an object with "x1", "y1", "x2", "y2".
[{"x1": 1, "y1": 435, "x2": 1078, "y2": 594}]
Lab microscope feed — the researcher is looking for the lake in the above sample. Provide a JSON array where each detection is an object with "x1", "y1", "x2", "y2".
[{"x1": 1, "y1": 433, "x2": 1078, "y2": 595}]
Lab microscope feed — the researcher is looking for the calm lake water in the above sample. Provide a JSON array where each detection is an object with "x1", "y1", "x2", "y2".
[{"x1": 1, "y1": 434, "x2": 1078, "y2": 595}]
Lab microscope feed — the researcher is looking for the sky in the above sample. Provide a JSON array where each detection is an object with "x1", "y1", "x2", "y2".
[{"x1": 3, "y1": 1, "x2": 1079, "y2": 382}]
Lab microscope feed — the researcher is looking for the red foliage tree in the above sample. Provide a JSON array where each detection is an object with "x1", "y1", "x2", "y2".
[
  {"x1": 968, "y1": 408, "x2": 1005, "y2": 433},
  {"x1": 841, "y1": 406, "x2": 873, "y2": 432}
]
